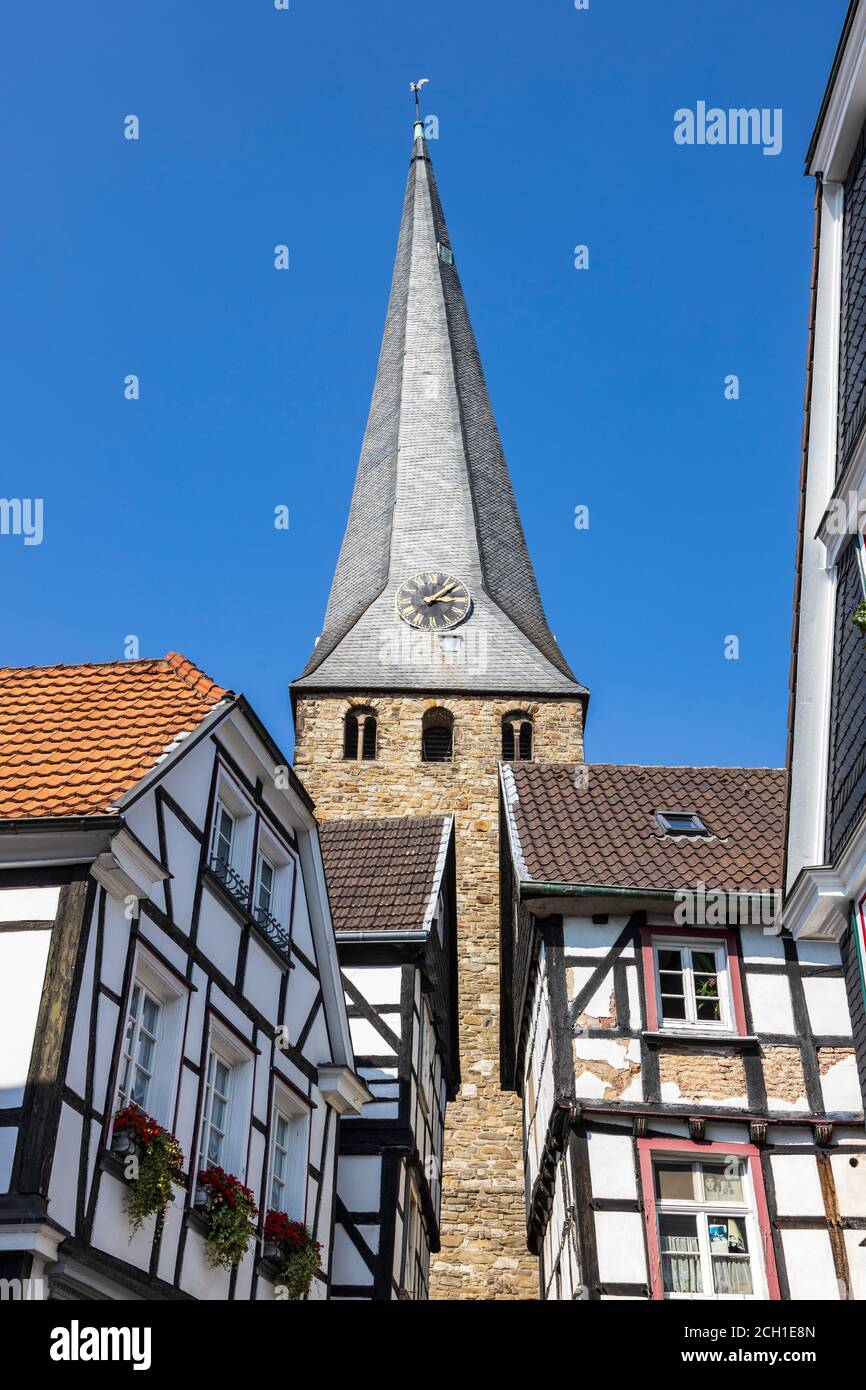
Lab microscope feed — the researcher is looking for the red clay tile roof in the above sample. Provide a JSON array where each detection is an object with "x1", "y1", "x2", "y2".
[
  {"x1": 319, "y1": 815, "x2": 450, "y2": 933},
  {"x1": 0, "y1": 654, "x2": 231, "y2": 818},
  {"x1": 504, "y1": 763, "x2": 787, "y2": 894}
]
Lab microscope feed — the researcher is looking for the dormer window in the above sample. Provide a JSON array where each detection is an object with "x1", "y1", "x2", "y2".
[{"x1": 655, "y1": 811, "x2": 709, "y2": 837}]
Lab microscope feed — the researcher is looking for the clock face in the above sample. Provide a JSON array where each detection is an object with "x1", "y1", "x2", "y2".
[{"x1": 396, "y1": 572, "x2": 471, "y2": 630}]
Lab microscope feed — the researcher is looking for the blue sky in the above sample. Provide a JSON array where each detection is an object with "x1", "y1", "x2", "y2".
[{"x1": 0, "y1": 0, "x2": 849, "y2": 766}]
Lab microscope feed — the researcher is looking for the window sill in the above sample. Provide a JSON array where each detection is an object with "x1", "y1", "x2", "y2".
[{"x1": 642, "y1": 1030, "x2": 758, "y2": 1050}]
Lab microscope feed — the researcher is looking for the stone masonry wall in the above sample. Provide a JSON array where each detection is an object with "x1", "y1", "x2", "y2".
[{"x1": 294, "y1": 692, "x2": 584, "y2": 1299}]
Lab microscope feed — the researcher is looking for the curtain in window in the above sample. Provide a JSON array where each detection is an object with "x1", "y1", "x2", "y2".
[{"x1": 661, "y1": 1231, "x2": 702, "y2": 1294}]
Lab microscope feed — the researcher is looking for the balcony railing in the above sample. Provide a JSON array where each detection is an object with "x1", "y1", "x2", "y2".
[
  {"x1": 210, "y1": 854, "x2": 251, "y2": 909},
  {"x1": 210, "y1": 854, "x2": 290, "y2": 958},
  {"x1": 254, "y1": 903, "x2": 290, "y2": 957}
]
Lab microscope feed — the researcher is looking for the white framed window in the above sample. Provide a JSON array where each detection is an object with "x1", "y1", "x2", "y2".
[
  {"x1": 209, "y1": 770, "x2": 255, "y2": 903},
  {"x1": 115, "y1": 948, "x2": 187, "y2": 1128},
  {"x1": 212, "y1": 803, "x2": 235, "y2": 871},
  {"x1": 199, "y1": 1051, "x2": 232, "y2": 1168},
  {"x1": 196, "y1": 1016, "x2": 255, "y2": 1184},
  {"x1": 255, "y1": 852, "x2": 276, "y2": 920},
  {"x1": 401, "y1": 1180, "x2": 428, "y2": 1299},
  {"x1": 118, "y1": 983, "x2": 160, "y2": 1110},
  {"x1": 267, "y1": 1084, "x2": 310, "y2": 1219},
  {"x1": 652, "y1": 1157, "x2": 762, "y2": 1299},
  {"x1": 653, "y1": 938, "x2": 731, "y2": 1031},
  {"x1": 253, "y1": 821, "x2": 296, "y2": 943}
]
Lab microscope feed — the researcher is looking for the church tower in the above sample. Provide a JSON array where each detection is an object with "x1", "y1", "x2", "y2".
[{"x1": 292, "y1": 116, "x2": 587, "y2": 1299}]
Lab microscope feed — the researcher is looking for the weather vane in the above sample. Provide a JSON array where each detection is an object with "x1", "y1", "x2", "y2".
[{"x1": 409, "y1": 77, "x2": 430, "y2": 123}]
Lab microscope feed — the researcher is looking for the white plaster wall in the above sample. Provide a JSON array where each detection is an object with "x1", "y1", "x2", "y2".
[
  {"x1": 803, "y1": 976, "x2": 852, "y2": 1036},
  {"x1": 821, "y1": 1053, "x2": 862, "y2": 1113},
  {"x1": 745, "y1": 972, "x2": 795, "y2": 1035},
  {"x1": 586, "y1": 1129, "x2": 638, "y2": 1201},
  {"x1": 739, "y1": 926, "x2": 786, "y2": 963},
  {"x1": 769, "y1": 1153, "x2": 825, "y2": 1218},
  {"x1": 563, "y1": 916, "x2": 635, "y2": 957},
  {"x1": 595, "y1": 1211, "x2": 647, "y2": 1285},
  {"x1": 781, "y1": 1228, "x2": 840, "y2": 1299},
  {"x1": 830, "y1": 1151, "x2": 866, "y2": 1215},
  {"x1": 844, "y1": 1228, "x2": 866, "y2": 1299}
]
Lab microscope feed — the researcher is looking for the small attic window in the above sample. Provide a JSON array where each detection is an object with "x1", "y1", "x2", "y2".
[
  {"x1": 437, "y1": 242, "x2": 454, "y2": 266},
  {"x1": 656, "y1": 811, "x2": 709, "y2": 837}
]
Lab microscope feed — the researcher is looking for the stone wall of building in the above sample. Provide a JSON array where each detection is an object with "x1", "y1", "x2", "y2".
[{"x1": 293, "y1": 691, "x2": 585, "y2": 1299}]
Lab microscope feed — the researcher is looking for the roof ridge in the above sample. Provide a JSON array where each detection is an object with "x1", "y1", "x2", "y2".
[
  {"x1": 163, "y1": 652, "x2": 231, "y2": 704},
  {"x1": 525, "y1": 761, "x2": 786, "y2": 774}
]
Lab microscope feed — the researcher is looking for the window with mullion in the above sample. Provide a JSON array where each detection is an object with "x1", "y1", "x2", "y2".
[
  {"x1": 212, "y1": 803, "x2": 235, "y2": 872},
  {"x1": 255, "y1": 852, "x2": 275, "y2": 918},
  {"x1": 654, "y1": 941, "x2": 728, "y2": 1030},
  {"x1": 117, "y1": 983, "x2": 161, "y2": 1110},
  {"x1": 654, "y1": 1159, "x2": 756, "y2": 1298},
  {"x1": 199, "y1": 1050, "x2": 232, "y2": 1169}
]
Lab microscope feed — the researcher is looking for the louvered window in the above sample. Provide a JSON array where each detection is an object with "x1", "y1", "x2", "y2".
[{"x1": 422, "y1": 709, "x2": 453, "y2": 762}]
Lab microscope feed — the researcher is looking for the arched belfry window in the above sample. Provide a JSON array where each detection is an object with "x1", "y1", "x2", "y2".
[
  {"x1": 422, "y1": 708, "x2": 453, "y2": 763},
  {"x1": 343, "y1": 707, "x2": 377, "y2": 762},
  {"x1": 502, "y1": 712, "x2": 533, "y2": 761}
]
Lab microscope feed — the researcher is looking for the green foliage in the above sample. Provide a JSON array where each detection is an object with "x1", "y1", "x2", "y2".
[
  {"x1": 198, "y1": 1167, "x2": 258, "y2": 1271},
  {"x1": 114, "y1": 1106, "x2": 184, "y2": 1237},
  {"x1": 853, "y1": 601, "x2": 866, "y2": 637}
]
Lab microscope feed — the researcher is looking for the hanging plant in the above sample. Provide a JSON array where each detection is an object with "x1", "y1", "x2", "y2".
[
  {"x1": 853, "y1": 601, "x2": 866, "y2": 637},
  {"x1": 263, "y1": 1210, "x2": 322, "y2": 1300},
  {"x1": 112, "y1": 1104, "x2": 185, "y2": 1236},
  {"x1": 197, "y1": 1167, "x2": 258, "y2": 1271}
]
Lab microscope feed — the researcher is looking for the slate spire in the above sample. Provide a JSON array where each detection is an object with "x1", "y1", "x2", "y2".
[{"x1": 294, "y1": 122, "x2": 585, "y2": 697}]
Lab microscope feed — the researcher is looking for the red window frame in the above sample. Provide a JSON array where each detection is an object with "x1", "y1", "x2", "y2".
[
  {"x1": 638, "y1": 1136, "x2": 780, "y2": 1301},
  {"x1": 639, "y1": 925, "x2": 748, "y2": 1034}
]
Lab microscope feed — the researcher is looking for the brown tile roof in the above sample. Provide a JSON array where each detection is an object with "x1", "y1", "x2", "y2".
[
  {"x1": 319, "y1": 815, "x2": 450, "y2": 934},
  {"x1": 504, "y1": 763, "x2": 787, "y2": 894},
  {"x1": 0, "y1": 654, "x2": 231, "y2": 819}
]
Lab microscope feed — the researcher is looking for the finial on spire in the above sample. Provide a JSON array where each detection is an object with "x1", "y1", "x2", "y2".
[{"x1": 409, "y1": 77, "x2": 430, "y2": 135}]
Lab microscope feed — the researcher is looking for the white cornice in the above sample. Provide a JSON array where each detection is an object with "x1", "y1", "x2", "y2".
[
  {"x1": 90, "y1": 826, "x2": 169, "y2": 904},
  {"x1": 782, "y1": 811, "x2": 866, "y2": 940},
  {"x1": 810, "y1": 3, "x2": 866, "y2": 180},
  {"x1": 316, "y1": 1065, "x2": 372, "y2": 1116}
]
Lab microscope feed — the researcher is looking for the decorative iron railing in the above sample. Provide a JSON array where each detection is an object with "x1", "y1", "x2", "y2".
[
  {"x1": 254, "y1": 903, "x2": 291, "y2": 957},
  {"x1": 210, "y1": 854, "x2": 250, "y2": 908},
  {"x1": 209, "y1": 855, "x2": 290, "y2": 958}
]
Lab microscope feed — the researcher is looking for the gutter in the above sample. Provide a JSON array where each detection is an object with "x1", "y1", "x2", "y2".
[
  {"x1": 335, "y1": 929, "x2": 428, "y2": 944},
  {"x1": 0, "y1": 816, "x2": 123, "y2": 835},
  {"x1": 520, "y1": 880, "x2": 676, "y2": 902}
]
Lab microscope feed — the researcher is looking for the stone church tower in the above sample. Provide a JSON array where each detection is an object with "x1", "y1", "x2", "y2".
[{"x1": 292, "y1": 119, "x2": 586, "y2": 1299}]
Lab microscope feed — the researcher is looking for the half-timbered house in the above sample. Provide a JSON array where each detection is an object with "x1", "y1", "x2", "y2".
[
  {"x1": 500, "y1": 761, "x2": 866, "y2": 1301},
  {"x1": 0, "y1": 654, "x2": 370, "y2": 1301},
  {"x1": 318, "y1": 815, "x2": 460, "y2": 1299},
  {"x1": 785, "y1": 0, "x2": 866, "y2": 1113}
]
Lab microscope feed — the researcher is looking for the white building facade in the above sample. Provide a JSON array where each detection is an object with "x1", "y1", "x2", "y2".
[
  {"x1": 0, "y1": 655, "x2": 368, "y2": 1301},
  {"x1": 501, "y1": 761, "x2": 866, "y2": 1301}
]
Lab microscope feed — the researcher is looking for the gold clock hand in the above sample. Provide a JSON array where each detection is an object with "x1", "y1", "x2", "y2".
[{"x1": 424, "y1": 583, "x2": 457, "y2": 604}]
